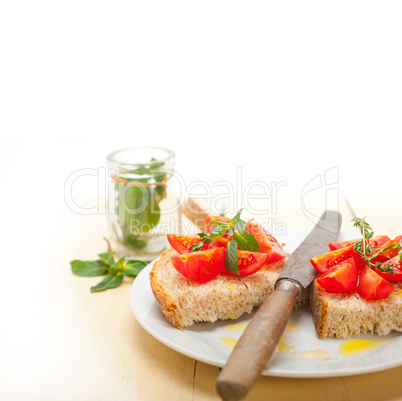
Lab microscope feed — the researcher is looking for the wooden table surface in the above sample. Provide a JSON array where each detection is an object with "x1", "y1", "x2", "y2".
[{"x1": 2, "y1": 192, "x2": 402, "y2": 401}]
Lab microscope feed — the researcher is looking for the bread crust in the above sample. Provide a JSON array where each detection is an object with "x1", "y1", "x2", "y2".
[{"x1": 150, "y1": 250, "x2": 185, "y2": 330}]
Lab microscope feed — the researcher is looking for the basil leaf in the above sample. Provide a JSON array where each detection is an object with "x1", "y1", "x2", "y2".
[
  {"x1": 235, "y1": 230, "x2": 261, "y2": 252},
  {"x1": 233, "y1": 219, "x2": 246, "y2": 231},
  {"x1": 108, "y1": 257, "x2": 126, "y2": 274},
  {"x1": 98, "y1": 252, "x2": 115, "y2": 266},
  {"x1": 70, "y1": 260, "x2": 108, "y2": 277},
  {"x1": 137, "y1": 191, "x2": 161, "y2": 233},
  {"x1": 209, "y1": 220, "x2": 226, "y2": 227},
  {"x1": 126, "y1": 234, "x2": 148, "y2": 250},
  {"x1": 125, "y1": 159, "x2": 165, "y2": 175},
  {"x1": 90, "y1": 273, "x2": 124, "y2": 293},
  {"x1": 124, "y1": 260, "x2": 150, "y2": 277},
  {"x1": 118, "y1": 184, "x2": 161, "y2": 251},
  {"x1": 229, "y1": 208, "x2": 243, "y2": 226},
  {"x1": 210, "y1": 224, "x2": 229, "y2": 238},
  {"x1": 225, "y1": 240, "x2": 239, "y2": 275}
]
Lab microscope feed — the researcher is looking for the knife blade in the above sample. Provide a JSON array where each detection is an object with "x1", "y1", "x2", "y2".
[
  {"x1": 276, "y1": 209, "x2": 342, "y2": 293},
  {"x1": 216, "y1": 210, "x2": 342, "y2": 401}
]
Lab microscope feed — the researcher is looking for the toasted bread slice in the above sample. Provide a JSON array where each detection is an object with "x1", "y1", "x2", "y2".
[
  {"x1": 150, "y1": 249, "x2": 308, "y2": 330},
  {"x1": 310, "y1": 280, "x2": 402, "y2": 338}
]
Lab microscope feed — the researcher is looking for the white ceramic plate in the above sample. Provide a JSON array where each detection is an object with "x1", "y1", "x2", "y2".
[{"x1": 130, "y1": 229, "x2": 402, "y2": 378}]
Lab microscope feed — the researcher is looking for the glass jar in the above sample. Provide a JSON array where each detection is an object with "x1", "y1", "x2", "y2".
[{"x1": 107, "y1": 147, "x2": 177, "y2": 260}]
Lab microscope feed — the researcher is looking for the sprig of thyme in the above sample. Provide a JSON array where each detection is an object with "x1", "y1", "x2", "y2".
[
  {"x1": 374, "y1": 261, "x2": 395, "y2": 274},
  {"x1": 352, "y1": 217, "x2": 401, "y2": 274},
  {"x1": 352, "y1": 217, "x2": 374, "y2": 256}
]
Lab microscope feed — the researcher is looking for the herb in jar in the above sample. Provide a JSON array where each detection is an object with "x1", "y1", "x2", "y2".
[{"x1": 113, "y1": 158, "x2": 166, "y2": 251}]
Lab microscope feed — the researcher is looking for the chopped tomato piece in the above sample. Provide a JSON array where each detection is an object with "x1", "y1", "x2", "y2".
[
  {"x1": 246, "y1": 223, "x2": 286, "y2": 263},
  {"x1": 310, "y1": 246, "x2": 355, "y2": 274},
  {"x1": 222, "y1": 250, "x2": 268, "y2": 276},
  {"x1": 316, "y1": 258, "x2": 358, "y2": 293},
  {"x1": 357, "y1": 266, "x2": 394, "y2": 300},
  {"x1": 211, "y1": 237, "x2": 230, "y2": 248},
  {"x1": 167, "y1": 234, "x2": 205, "y2": 254},
  {"x1": 205, "y1": 215, "x2": 230, "y2": 235},
  {"x1": 374, "y1": 256, "x2": 402, "y2": 282},
  {"x1": 171, "y1": 248, "x2": 226, "y2": 284},
  {"x1": 370, "y1": 235, "x2": 402, "y2": 264},
  {"x1": 328, "y1": 235, "x2": 390, "y2": 251},
  {"x1": 352, "y1": 253, "x2": 367, "y2": 271},
  {"x1": 167, "y1": 234, "x2": 230, "y2": 254}
]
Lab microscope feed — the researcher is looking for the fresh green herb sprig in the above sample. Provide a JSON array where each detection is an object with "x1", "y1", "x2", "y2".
[
  {"x1": 352, "y1": 217, "x2": 401, "y2": 274},
  {"x1": 352, "y1": 217, "x2": 375, "y2": 257},
  {"x1": 116, "y1": 157, "x2": 166, "y2": 251},
  {"x1": 190, "y1": 208, "x2": 260, "y2": 275},
  {"x1": 71, "y1": 246, "x2": 150, "y2": 293},
  {"x1": 190, "y1": 232, "x2": 213, "y2": 251},
  {"x1": 375, "y1": 244, "x2": 402, "y2": 274},
  {"x1": 375, "y1": 261, "x2": 395, "y2": 274}
]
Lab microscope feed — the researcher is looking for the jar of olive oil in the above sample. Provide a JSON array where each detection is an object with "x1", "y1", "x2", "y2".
[{"x1": 107, "y1": 147, "x2": 178, "y2": 260}]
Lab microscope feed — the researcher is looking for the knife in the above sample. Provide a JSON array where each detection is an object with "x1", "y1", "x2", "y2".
[{"x1": 216, "y1": 210, "x2": 342, "y2": 401}]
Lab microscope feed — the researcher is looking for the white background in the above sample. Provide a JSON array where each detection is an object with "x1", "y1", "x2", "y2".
[
  {"x1": 1, "y1": 1, "x2": 402, "y2": 231},
  {"x1": 1, "y1": 0, "x2": 402, "y2": 231}
]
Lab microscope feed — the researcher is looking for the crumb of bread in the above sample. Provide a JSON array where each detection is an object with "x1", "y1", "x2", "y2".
[
  {"x1": 150, "y1": 249, "x2": 308, "y2": 330},
  {"x1": 310, "y1": 280, "x2": 402, "y2": 338}
]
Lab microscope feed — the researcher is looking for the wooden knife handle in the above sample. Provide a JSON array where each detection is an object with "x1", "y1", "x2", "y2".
[{"x1": 216, "y1": 283, "x2": 299, "y2": 401}]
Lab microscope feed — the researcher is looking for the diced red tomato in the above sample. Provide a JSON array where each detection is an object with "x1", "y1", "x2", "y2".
[
  {"x1": 328, "y1": 235, "x2": 390, "y2": 251},
  {"x1": 222, "y1": 250, "x2": 268, "y2": 276},
  {"x1": 310, "y1": 246, "x2": 355, "y2": 274},
  {"x1": 316, "y1": 258, "x2": 358, "y2": 293},
  {"x1": 167, "y1": 234, "x2": 206, "y2": 254},
  {"x1": 370, "y1": 235, "x2": 402, "y2": 263},
  {"x1": 328, "y1": 238, "x2": 360, "y2": 251},
  {"x1": 246, "y1": 223, "x2": 286, "y2": 263},
  {"x1": 171, "y1": 248, "x2": 226, "y2": 284},
  {"x1": 167, "y1": 234, "x2": 230, "y2": 254},
  {"x1": 312, "y1": 232, "x2": 400, "y2": 300},
  {"x1": 352, "y1": 252, "x2": 367, "y2": 272},
  {"x1": 357, "y1": 266, "x2": 394, "y2": 300},
  {"x1": 205, "y1": 215, "x2": 230, "y2": 235},
  {"x1": 374, "y1": 256, "x2": 402, "y2": 282},
  {"x1": 211, "y1": 237, "x2": 230, "y2": 248}
]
